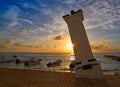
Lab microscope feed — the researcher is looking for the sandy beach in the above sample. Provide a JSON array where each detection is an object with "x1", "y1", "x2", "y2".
[{"x1": 0, "y1": 68, "x2": 120, "y2": 87}]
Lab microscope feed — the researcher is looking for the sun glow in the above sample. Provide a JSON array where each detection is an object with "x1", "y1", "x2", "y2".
[{"x1": 68, "y1": 43, "x2": 73, "y2": 49}]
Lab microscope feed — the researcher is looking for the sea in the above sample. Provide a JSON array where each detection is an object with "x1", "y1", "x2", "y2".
[{"x1": 0, "y1": 53, "x2": 120, "y2": 72}]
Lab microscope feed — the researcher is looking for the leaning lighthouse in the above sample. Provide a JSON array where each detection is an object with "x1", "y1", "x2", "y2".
[{"x1": 63, "y1": 10, "x2": 103, "y2": 79}]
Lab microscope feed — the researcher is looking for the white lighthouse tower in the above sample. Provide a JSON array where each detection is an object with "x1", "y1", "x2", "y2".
[{"x1": 63, "y1": 10, "x2": 103, "y2": 79}]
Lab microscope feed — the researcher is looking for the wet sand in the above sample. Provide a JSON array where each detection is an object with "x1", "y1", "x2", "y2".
[{"x1": 0, "y1": 67, "x2": 120, "y2": 87}]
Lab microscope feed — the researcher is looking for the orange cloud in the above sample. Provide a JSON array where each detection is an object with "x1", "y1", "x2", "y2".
[
  {"x1": 91, "y1": 44, "x2": 108, "y2": 49},
  {"x1": 90, "y1": 38, "x2": 108, "y2": 49},
  {"x1": 14, "y1": 43, "x2": 42, "y2": 48},
  {"x1": 89, "y1": 38, "x2": 118, "y2": 53},
  {"x1": 3, "y1": 39, "x2": 13, "y2": 49},
  {"x1": 14, "y1": 43, "x2": 25, "y2": 47},
  {"x1": 20, "y1": 29, "x2": 32, "y2": 34}
]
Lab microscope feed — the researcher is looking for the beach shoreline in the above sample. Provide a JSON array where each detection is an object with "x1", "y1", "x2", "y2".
[{"x1": 0, "y1": 67, "x2": 120, "y2": 87}]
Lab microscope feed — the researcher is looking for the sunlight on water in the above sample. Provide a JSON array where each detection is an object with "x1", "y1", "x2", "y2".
[
  {"x1": 0, "y1": 53, "x2": 120, "y2": 72},
  {"x1": 70, "y1": 55, "x2": 75, "y2": 61}
]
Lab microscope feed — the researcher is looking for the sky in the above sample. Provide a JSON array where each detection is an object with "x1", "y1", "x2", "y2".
[{"x1": 0, "y1": 0, "x2": 120, "y2": 53}]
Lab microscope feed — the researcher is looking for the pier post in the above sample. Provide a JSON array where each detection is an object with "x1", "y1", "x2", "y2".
[{"x1": 63, "y1": 10, "x2": 103, "y2": 79}]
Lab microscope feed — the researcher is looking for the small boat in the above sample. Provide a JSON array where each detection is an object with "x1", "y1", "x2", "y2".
[
  {"x1": 15, "y1": 59, "x2": 20, "y2": 64},
  {"x1": 47, "y1": 59, "x2": 62, "y2": 67},
  {"x1": 12, "y1": 55, "x2": 17, "y2": 58},
  {"x1": 24, "y1": 61, "x2": 41, "y2": 66},
  {"x1": 69, "y1": 60, "x2": 77, "y2": 69},
  {"x1": 24, "y1": 59, "x2": 42, "y2": 66},
  {"x1": 15, "y1": 59, "x2": 31, "y2": 64},
  {"x1": 15, "y1": 58, "x2": 42, "y2": 66}
]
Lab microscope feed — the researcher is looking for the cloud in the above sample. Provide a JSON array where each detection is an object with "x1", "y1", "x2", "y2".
[
  {"x1": 9, "y1": 21, "x2": 20, "y2": 29},
  {"x1": 91, "y1": 45, "x2": 108, "y2": 49},
  {"x1": 14, "y1": 43, "x2": 42, "y2": 48},
  {"x1": 0, "y1": 0, "x2": 119, "y2": 53},
  {"x1": 58, "y1": 0, "x2": 120, "y2": 30},
  {"x1": 35, "y1": 6, "x2": 68, "y2": 37},
  {"x1": 22, "y1": 3, "x2": 40, "y2": 10},
  {"x1": 54, "y1": 35, "x2": 64, "y2": 40},
  {"x1": 90, "y1": 38, "x2": 108, "y2": 49},
  {"x1": 83, "y1": 0, "x2": 120, "y2": 30},
  {"x1": 58, "y1": 0, "x2": 76, "y2": 5},
  {"x1": 3, "y1": 4, "x2": 36, "y2": 34},
  {"x1": 18, "y1": 18, "x2": 33, "y2": 25},
  {"x1": 20, "y1": 29, "x2": 32, "y2": 34},
  {"x1": 4, "y1": 6, "x2": 20, "y2": 29},
  {"x1": 3, "y1": 39, "x2": 13, "y2": 49},
  {"x1": 14, "y1": 43, "x2": 25, "y2": 47}
]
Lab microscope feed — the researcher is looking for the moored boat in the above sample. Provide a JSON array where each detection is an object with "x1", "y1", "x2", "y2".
[
  {"x1": 47, "y1": 59, "x2": 62, "y2": 67},
  {"x1": 24, "y1": 59, "x2": 42, "y2": 66}
]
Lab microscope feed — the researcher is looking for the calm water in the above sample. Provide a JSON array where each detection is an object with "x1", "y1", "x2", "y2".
[{"x1": 0, "y1": 53, "x2": 120, "y2": 72}]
